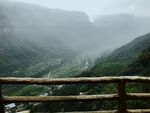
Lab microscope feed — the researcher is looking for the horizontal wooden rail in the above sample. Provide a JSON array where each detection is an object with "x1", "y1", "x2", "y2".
[
  {"x1": 1, "y1": 76, "x2": 150, "y2": 85},
  {"x1": 2, "y1": 94, "x2": 118, "y2": 103},
  {"x1": 35, "y1": 109, "x2": 150, "y2": 113},
  {"x1": 34, "y1": 109, "x2": 150, "y2": 113},
  {"x1": 56, "y1": 110, "x2": 117, "y2": 113},
  {"x1": 1, "y1": 76, "x2": 150, "y2": 113},
  {"x1": 0, "y1": 77, "x2": 120, "y2": 84},
  {"x1": 55, "y1": 109, "x2": 150, "y2": 113},
  {"x1": 128, "y1": 109, "x2": 150, "y2": 113},
  {"x1": 127, "y1": 93, "x2": 150, "y2": 99}
]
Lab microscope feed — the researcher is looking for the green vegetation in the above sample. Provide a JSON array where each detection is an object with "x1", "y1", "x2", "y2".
[
  {"x1": 1, "y1": 1, "x2": 150, "y2": 112},
  {"x1": 2, "y1": 33, "x2": 150, "y2": 112},
  {"x1": 37, "y1": 33, "x2": 150, "y2": 112}
]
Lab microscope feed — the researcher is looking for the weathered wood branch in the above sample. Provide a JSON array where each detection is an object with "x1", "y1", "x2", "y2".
[
  {"x1": 1, "y1": 76, "x2": 150, "y2": 85},
  {"x1": 0, "y1": 77, "x2": 120, "y2": 84},
  {"x1": 127, "y1": 93, "x2": 150, "y2": 99},
  {"x1": 42, "y1": 109, "x2": 150, "y2": 113},
  {"x1": 33, "y1": 109, "x2": 150, "y2": 113},
  {"x1": 127, "y1": 109, "x2": 150, "y2": 113},
  {"x1": 2, "y1": 94, "x2": 118, "y2": 103},
  {"x1": 56, "y1": 110, "x2": 117, "y2": 113}
]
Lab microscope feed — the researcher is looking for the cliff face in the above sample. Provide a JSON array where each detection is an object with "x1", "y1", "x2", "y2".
[
  {"x1": 0, "y1": 2, "x2": 77, "y2": 77},
  {"x1": 0, "y1": 1, "x2": 97, "y2": 52}
]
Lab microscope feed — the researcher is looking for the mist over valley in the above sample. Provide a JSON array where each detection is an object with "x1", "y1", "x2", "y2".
[{"x1": 1, "y1": 0, "x2": 150, "y2": 112}]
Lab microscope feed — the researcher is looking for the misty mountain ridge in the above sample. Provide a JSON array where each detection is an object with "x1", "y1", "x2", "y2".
[
  {"x1": 79, "y1": 32, "x2": 150, "y2": 77},
  {"x1": 0, "y1": 1, "x2": 94, "y2": 52},
  {"x1": 112, "y1": 32, "x2": 150, "y2": 59},
  {"x1": 0, "y1": 2, "x2": 78, "y2": 77},
  {"x1": 1, "y1": 1, "x2": 150, "y2": 78},
  {"x1": 24, "y1": 33, "x2": 150, "y2": 112},
  {"x1": 94, "y1": 14, "x2": 150, "y2": 48},
  {"x1": 1, "y1": 1, "x2": 150, "y2": 111},
  {"x1": 1, "y1": 1, "x2": 150, "y2": 54}
]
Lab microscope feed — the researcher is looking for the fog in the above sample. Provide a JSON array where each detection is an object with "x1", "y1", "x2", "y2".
[
  {"x1": 1, "y1": 1, "x2": 150, "y2": 110},
  {"x1": 1, "y1": 0, "x2": 150, "y2": 77},
  {"x1": 1, "y1": 0, "x2": 150, "y2": 57},
  {"x1": 7, "y1": 0, "x2": 150, "y2": 18}
]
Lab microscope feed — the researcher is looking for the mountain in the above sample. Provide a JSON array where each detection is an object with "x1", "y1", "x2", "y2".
[
  {"x1": 112, "y1": 33, "x2": 150, "y2": 59},
  {"x1": 1, "y1": 1, "x2": 150, "y2": 56},
  {"x1": 0, "y1": 1, "x2": 105, "y2": 53},
  {"x1": 42, "y1": 33, "x2": 150, "y2": 112},
  {"x1": 0, "y1": 1, "x2": 98, "y2": 79},
  {"x1": 0, "y1": 3, "x2": 76, "y2": 77},
  {"x1": 94, "y1": 14, "x2": 150, "y2": 48},
  {"x1": 80, "y1": 33, "x2": 150, "y2": 77},
  {"x1": 1, "y1": 1, "x2": 150, "y2": 112},
  {"x1": 122, "y1": 47, "x2": 150, "y2": 77}
]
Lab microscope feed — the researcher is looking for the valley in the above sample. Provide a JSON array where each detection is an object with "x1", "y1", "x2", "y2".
[{"x1": 0, "y1": 0, "x2": 150, "y2": 112}]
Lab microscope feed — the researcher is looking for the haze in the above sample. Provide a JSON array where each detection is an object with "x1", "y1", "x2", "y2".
[
  {"x1": 1, "y1": 0, "x2": 150, "y2": 78},
  {"x1": 1, "y1": 0, "x2": 150, "y2": 57},
  {"x1": 8, "y1": 0, "x2": 150, "y2": 18}
]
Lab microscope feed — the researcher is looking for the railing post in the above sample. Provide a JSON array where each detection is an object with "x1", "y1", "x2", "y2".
[
  {"x1": 118, "y1": 80, "x2": 127, "y2": 113},
  {"x1": 0, "y1": 84, "x2": 5, "y2": 113}
]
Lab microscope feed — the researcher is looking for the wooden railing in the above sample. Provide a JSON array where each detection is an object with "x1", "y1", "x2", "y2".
[{"x1": 0, "y1": 76, "x2": 150, "y2": 113}]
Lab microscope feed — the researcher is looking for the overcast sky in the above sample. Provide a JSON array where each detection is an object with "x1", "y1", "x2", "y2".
[{"x1": 7, "y1": 0, "x2": 150, "y2": 18}]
